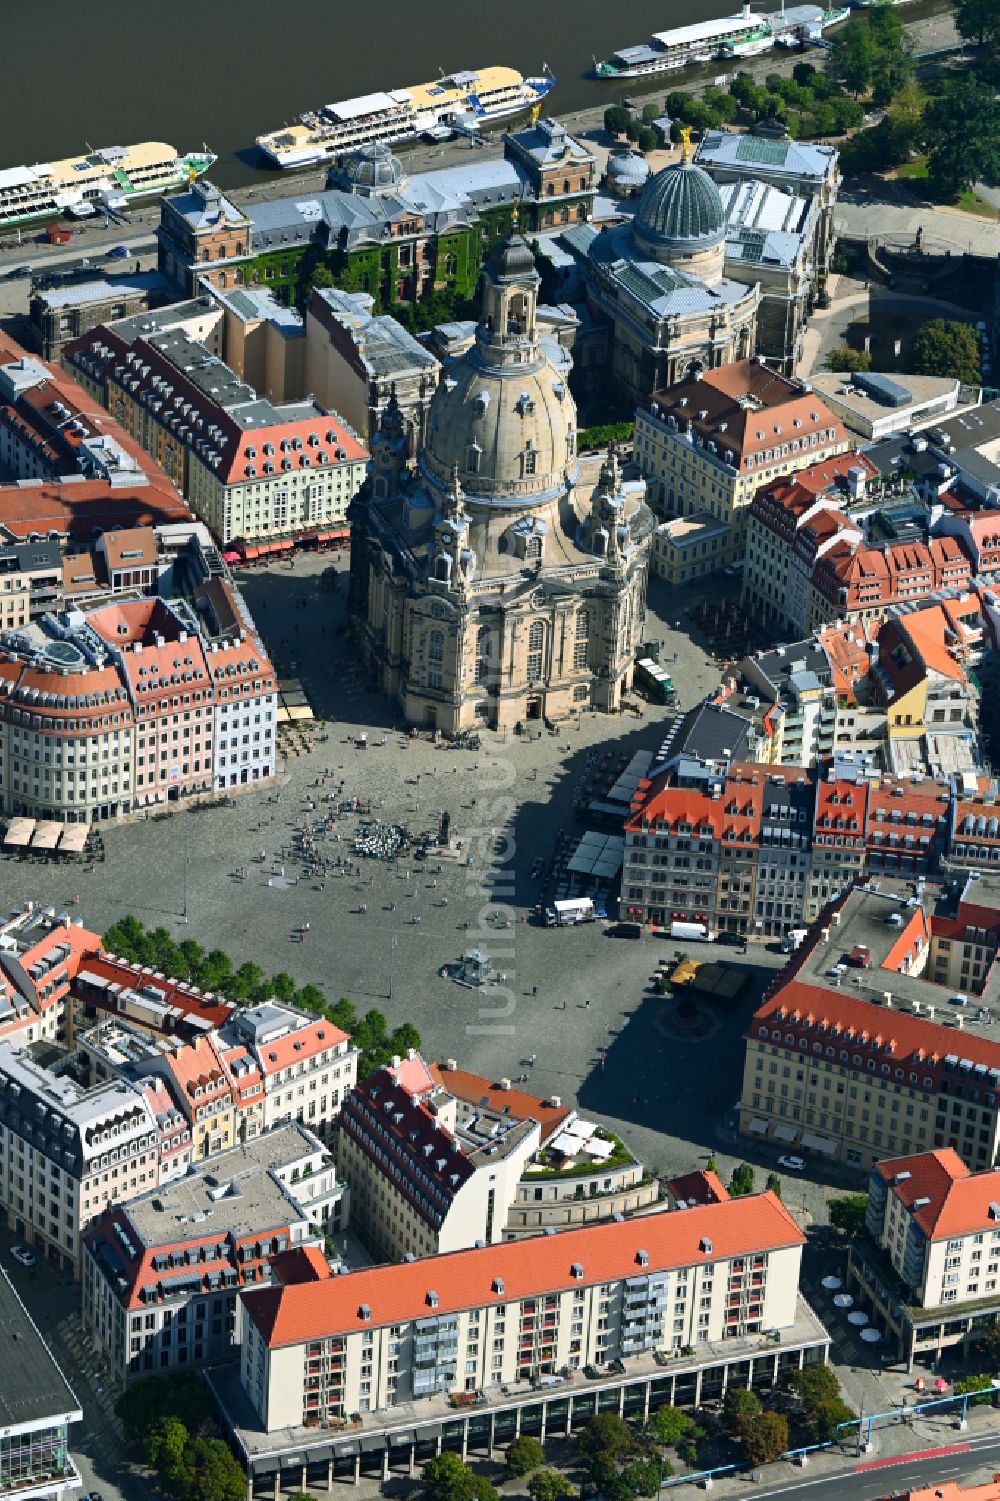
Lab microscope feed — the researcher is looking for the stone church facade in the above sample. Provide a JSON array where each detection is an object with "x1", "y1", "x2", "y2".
[{"x1": 348, "y1": 236, "x2": 654, "y2": 734}]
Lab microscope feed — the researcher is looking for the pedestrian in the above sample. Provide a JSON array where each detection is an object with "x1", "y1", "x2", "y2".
[
  {"x1": 532, "y1": 984, "x2": 537, "y2": 997},
  {"x1": 585, "y1": 998, "x2": 591, "y2": 1008}
]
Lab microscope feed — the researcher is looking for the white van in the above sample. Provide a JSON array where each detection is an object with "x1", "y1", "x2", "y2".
[{"x1": 545, "y1": 898, "x2": 596, "y2": 927}]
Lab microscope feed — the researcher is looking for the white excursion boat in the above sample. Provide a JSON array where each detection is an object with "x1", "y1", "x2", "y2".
[
  {"x1": 0, "y1": 142, "x2": 216, "y2": 230},
  {"x1": 256, "y1": 66, "x2": 556, "y2": 170},
  {"x1": 594, "y1": 3, "x2": 848, "y2": 78}
]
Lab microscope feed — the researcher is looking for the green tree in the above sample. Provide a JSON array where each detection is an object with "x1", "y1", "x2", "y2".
[
  {"x1": 706, "y1": 1157, "x2": 719, "y2": 1174},
  {"x1": 793, "y1": 61, "x2": 818, "y2": 87},
  {"x1": 953, "y1": 0, "x2": 1000, "y2": 44},
  {"x1": 737, "y1": 1410, "x2": 789, "y2": 1466},
  {"x1": 807, "y1": 1396, "x2": 856, "y2": 1443},
  {"x1": 625, "y1": 119, "x2": 642, "y2": 143},
  {"x1": 825, "y1": 345, "x2": 872, "y2": 374},
  {"x1": 642, "y1": 102, "x2": 661, "y2": 123},
  {"x1": 911, "y1": 318, "x2": 982, "y2": 384},
  {"x1": 647, "y1": 1405, "x2": 693, "y2": 1447},
  {"x1": 828, "y1": 17, "x2": 876, "y2": 96},
  {"x1": 104, "y1": 913, "x2": 151, "y2": 965},
  {"x1": 527, "y1": 1472, "x2": 574, "y2": 1501},
  {"x1": 785, "y1": 1364, "x2": 843, "y2": 1408},
  {"x1": 505, "y1": 1437, "x2": 545, "y2": 1477},
  {"x1": 723, "y1": 1385, "x2": 761, "y2": 1433},
  {"x1": 604, "y1": 105, "x2": 633, "y2": 137},
  {"x1": 270, "y1": 971, "x2": 297, "y2": 1003},
  {"x1": 924, "y1": 77, "x2": 1000, "y2": 198},
  {"x1": 766, "y1": 1172, "x2": 782, "y2": 1199},
  {"x1": 955, "y1": 1373, "x2": 995, "y2": 1406},
  {"x1": 729, "y1": 1162, "x2": 755, "y2": 1197},
  {"x1": 422, "y1": 1453, "x2": 499, "y2": 1501},
  {"x1": 620, "y1": 1457, "x2": 661, "y2": 1498},
  {"x1": 147, "y1": 1415, "x2": 192, "y2": 1495},
  {"x1": 637, "y1": 125, "x2": 659, "y2": 154},
  {"x1": 115, "y1": 1372, "x2": 212, "y2": 1444},
  {"x1": 576, "y1": 1413, "x2": 634, "y2": 1463},
  {"x1": 188, "y1": 1436, "x2": 247, "y2": 1501}
]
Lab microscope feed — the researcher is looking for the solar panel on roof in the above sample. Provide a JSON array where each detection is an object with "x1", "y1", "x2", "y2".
[{"x1": 736, "y1": 136, "x2": 789, "y2": 167}]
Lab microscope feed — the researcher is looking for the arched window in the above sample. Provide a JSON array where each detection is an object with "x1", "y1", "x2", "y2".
[
  {"x1": 522, "y1": 445, "x2": 537, "y2": 478},
  {"x1": 527, "y1": 620, "x2": 545, "y2": 679},
  {"x1": 475, "y1": 625, "x2": 492, "y2": 685},
  {"x1": 428, "y1": 629, "x2": 444, "y2": 690},
  {"x1": 574, "y1": 610, "x2": 589, "y2": 670},
  {"x1": 465, "y1": 443, "x2": 481, "y2": 474},
  {"x1": 507, "y1": 293, "x2": 527, "y2": 336}
]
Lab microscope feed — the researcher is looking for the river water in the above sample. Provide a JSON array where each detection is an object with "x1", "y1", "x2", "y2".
[{"x1": 4, "y1": 0, "x2": 769, "y2": 186}]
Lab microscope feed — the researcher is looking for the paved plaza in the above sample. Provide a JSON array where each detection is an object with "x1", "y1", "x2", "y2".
[{"x1": 0, "y1": 553, "x2": 844, "y2": 1219}]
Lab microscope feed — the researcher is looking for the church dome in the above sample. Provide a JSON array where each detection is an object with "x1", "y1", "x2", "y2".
[
  {"x1": 417, "y1": 231, "x2": 577, "y2": 507},
  {"x1": 491, "y1": 233, "x2": 537, "y2": 281},
  {"x1": 606, "y1": 149, "x2": 651, "y2": 195},
  {"x1": 337, "y1": 141, "x2": 404, "y2": 195},
  {"x1": 633, "y1": 160, "x2": 724, "y2": 256},
  {"x1": 420, "y1": 348, "x2": 576, "y2": 506}
]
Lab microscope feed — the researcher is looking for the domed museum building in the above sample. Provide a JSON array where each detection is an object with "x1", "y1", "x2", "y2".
[
  {"x1": 584, "y1": 153, "x2": 760, "y2": 403},
  {"x1": 348, "y1": 234, "x2": 654, "y2": 733}
]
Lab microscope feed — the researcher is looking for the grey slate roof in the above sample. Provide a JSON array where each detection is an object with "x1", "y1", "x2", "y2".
[
  {"x1": 696, "y1": 128, "x2": 837, "y2": 186},
  {"x1": 589, "y1": 221, "x2": 754, "y2": 317},
  {"x1": 0, "y1": 1266, "x2": 81, "y2": 1431},
  {"x1": 675, "y1": 700, "x2": 756, "y2": 762}
]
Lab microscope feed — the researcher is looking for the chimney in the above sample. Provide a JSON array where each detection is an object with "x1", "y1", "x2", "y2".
[
  {"x1": 883, "y1": 992, "x2": 893, "y2": 1008},
  {"x1": 444, "y1": 1058, "x2": 457, "y2": 1071},
  {"x1": 550, "y1": 1095, "x2": 562, "y2": 1108},
  {"x1": 499, "y1": 1077, "x2": 512, "y2": 1091}
]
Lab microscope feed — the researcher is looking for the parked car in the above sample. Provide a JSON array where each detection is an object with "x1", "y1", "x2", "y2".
[
  {"x1": 105, "y1": 245, "x2": 130, "y2": 259},
  {"x1": 777, "y1": 1154, "x2": 805, "y2": 1172},
  {"x1": 716, "y1": 931, "x2": 743, "y2": 947},
  {"x1": 9, "y1": 1244, "x2": 37, "y2": 1267},
  {"x1": 5, "y1": 265, "x2": 32, "y2": 279}
]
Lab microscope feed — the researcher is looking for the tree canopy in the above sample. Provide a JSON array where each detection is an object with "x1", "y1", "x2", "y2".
[
  {"x1": 505, "y1": 1437, "x2": 545, "y2": 1477},
  {"x1": 953, "y1": 0, "x2": 1000, "y2": 47},
  {"x1": 827, "y1": 1194, "x2": 869, "y2": 1235},
  {"x1": 729, "y1": 1162, "x2": 756, "y2": 1197},
  {"x1": 102, "y1": 915, "x2": 421, "y2": 1077},
  {"x1": 422, "y1": 1453, "x2": 499, "y2": 1501},
  {"x1": 911, "y1": 319, "x2": 982, "y2": 385},
  {"x1": 923, "y1": 76, "x2": 1000, "y2": 198},
  {"x1": 527, "y1": 1472, "x2": 575, "y2": 1501}
]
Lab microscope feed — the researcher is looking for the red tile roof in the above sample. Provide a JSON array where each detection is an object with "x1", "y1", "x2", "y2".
[
  {"x1": 243, "y1": 1194, "x2": 804, "y2": 1347},
  {"x1": 664, "y1": 1169, "x2": 730, "y2": 1206},
  {"x1": 750, "y1": 981, "x2": 1000, "y2": 1088},
  {"x1": 428, "y1": 1063, "x2": 572, "y2": 1144},
  {"x1": 874, "y1": 1149, "x2": 1000, "y2": 1239},
  {"x1": 270, "y1": 1245, "x2": 333, "y2": 1285}
]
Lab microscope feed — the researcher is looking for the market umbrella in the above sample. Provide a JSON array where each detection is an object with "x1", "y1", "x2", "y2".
[
  {"x1": 860, "y1": 1328, "x2": 882, "y2": 1343},
  {"x1": 833, "y1": 1293, "x2": 854, "y2": 1308},
  {"x1": 821, "y1": 1276, "x2": 842, "y2": 1290},
  {"x1": 848, "y1": 1310, "x2": 869, "y2": 1326},
  {"x1": 935, "y1": 1377, "x2": 949, "y2": 1393}
]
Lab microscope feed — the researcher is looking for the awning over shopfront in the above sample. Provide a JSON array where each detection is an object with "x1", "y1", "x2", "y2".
[
  {"x1": 747, "y1": 1117, "x2": 769, "y2": 1135},
  {"x1": 802, "y1": 1133, "x2": 836, "y2": 1156},
  {"x1": 773, "y1": 1123, "x2": 799, "y2": 1143},
  {"x1": 4, "y1": 818, "x2": 34, "y2": 846}
]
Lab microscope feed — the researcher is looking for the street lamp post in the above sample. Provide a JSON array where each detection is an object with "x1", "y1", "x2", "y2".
[{"x1": 181, "y1": 852, "x2": 191, "y2": 924}]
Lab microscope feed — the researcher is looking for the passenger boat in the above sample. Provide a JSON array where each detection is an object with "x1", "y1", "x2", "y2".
[
  {"x1": 594, "y1": 3, "x2": 847, "y2": 78},
  {"x1": 0, "y1": 142, "x2": 216, "y2": 229},
  {"x1": 256, "y1": 66, "x2": 556, "y2": 170}
]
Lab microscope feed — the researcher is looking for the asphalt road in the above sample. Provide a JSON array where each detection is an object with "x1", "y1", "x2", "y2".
[{"x1": 755, "y1": 1433, "x2": 1000, "y2": 1501}]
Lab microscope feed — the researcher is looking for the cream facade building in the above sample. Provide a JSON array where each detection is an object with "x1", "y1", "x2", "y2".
[
  {"x1": 349, "y1": 235, "x2": 654, "y2": 732},
  {"x1": 238, "y1": 1195, "x2": 807, "y2": 1431}
]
